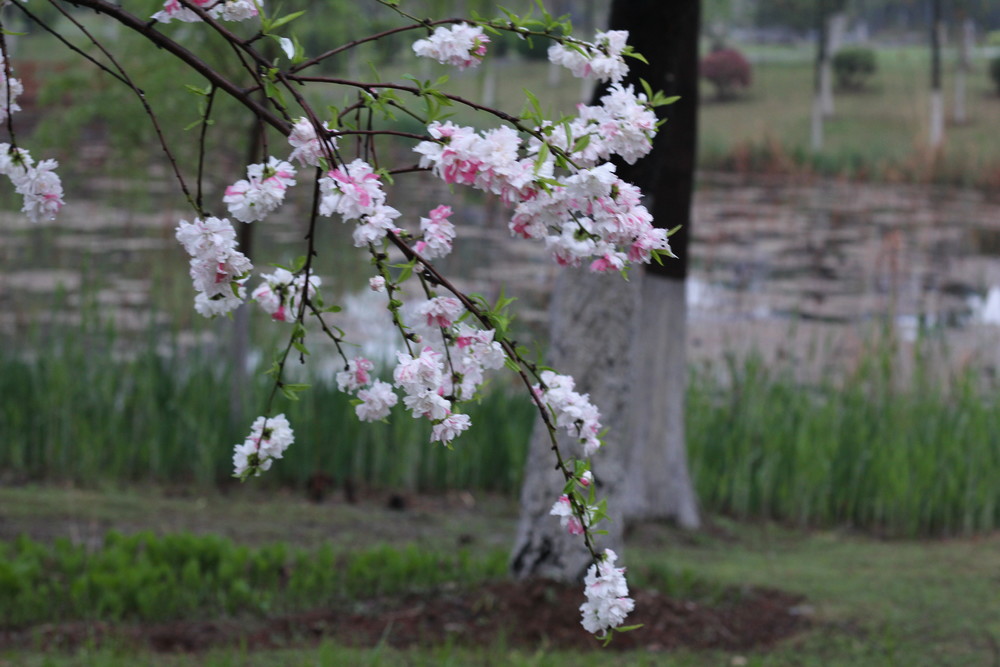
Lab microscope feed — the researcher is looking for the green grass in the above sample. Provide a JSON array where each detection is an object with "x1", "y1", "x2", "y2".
[
  {"x1": 688, "y1": 343, "x2": 1000, "y2": 537},
  {"x1": 0, "y1": 532, "x2": 506, "y2": 628},
  {"x1": 7, "y1": 318, "x2": 1000, "y2": 536},
  {"x1": 383, "y1": 47, "x2": 1000, "y2": 188},
  {"x1": 0, "y1": 314, "x2": 535, "y2": 493},
  {"x1": 4, "y1": 489, "x2": 1000, "y2": 665},
  {"x1": 698, "y1": 46, "x2": 1000, "y2": 186}
]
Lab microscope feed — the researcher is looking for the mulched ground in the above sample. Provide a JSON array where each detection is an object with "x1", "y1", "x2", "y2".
[{"x1": 2, "y1": 579, "x2": 809, "y2": 654}]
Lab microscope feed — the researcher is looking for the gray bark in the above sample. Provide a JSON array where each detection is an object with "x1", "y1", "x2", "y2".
[
  {"x1": 954, "y1": 18, "x2": 973, "y2": 126},
  {"x1": 622, "y1": 275, "x2": 700, "y2": 527},
  {"x1": 821, "y1": 11, "x2": 847, "y2": 117},
  {"x1": 811, "y1": 93, "x2": 824, "y2": 151},
  {"x1": 480, "y1": 61, "x2": 496, "y2": 109},
  {"x1": 929, "y1": 1, "x2": 944, "y2": 148},
  {"x1": 509, "y1": 268, "x2": 636, "y2": 582}
]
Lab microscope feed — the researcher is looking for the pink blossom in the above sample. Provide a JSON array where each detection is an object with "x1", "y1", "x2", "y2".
[
  {"x1": 288, "y1": 117, "x2": 337, "y2": 167},
  {"x1": 337, "y1": 357, "x2": 375, "y2": 393},
  {"x1": 430, "y1": 413, "x2": 472, "y2": 445},
  {"x1": 417, "y1": 296, "x2": 463, "y2": 329},
  {"x1": 319, "y1": 159, "x2": 385, "y2": 221},
  {"x1": 355, "y1": 380, "x2": 398, "y2": 422},
  {"x1": 223, "y1": 157, "x2": 296, "y2": 223},
  {"x1": 412, "y1": 23, "x2": 490, "y2": 70}
]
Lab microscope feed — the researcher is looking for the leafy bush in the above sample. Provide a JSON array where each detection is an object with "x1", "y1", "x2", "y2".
[
  {"x1": 991, "y1": 56, "x2": 1000, "y2": 96},
  {"x1": 700, "y1": 48, "x2": 752, "y2": 100},
  {"x1": 833, "y1": 47, "x2": 877, "y2": 91},
  {"x1": 0, "y1": 532, "x2": 506, "y2": 629}
]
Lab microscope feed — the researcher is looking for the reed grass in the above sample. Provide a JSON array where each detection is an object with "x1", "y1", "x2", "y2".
[
  {"x1": 0, "y1": 315, "x2": 534, "y2": 494},
  {"x1": 5, "y1": 316, "x2": 1000, "y2": 536},
  {"x1": 688, "y1": 342, "x2": 1000, "y2": 537}
]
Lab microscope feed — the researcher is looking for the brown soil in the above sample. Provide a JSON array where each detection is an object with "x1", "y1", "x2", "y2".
[{"x1": 2, "y1": 579, "x2": 808, "y2": 654}]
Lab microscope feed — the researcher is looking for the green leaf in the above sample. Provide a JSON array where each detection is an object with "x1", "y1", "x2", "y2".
[
  {"x1": 534, "y1": 142, "x2": 550, "y2": 174},
  {"x1": 263, "y1": 79, "x2": 286, "y2": 109},
  {"x1": 526, "y1": 88, "x2": 543, "y2": 117},
  {"x1": 266, "y1": 10, "x2": 305, "y2": 33}
]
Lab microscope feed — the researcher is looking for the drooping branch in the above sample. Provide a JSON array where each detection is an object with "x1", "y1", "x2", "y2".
[{"x1": 62, "y1": 0, "x2": 290, "y2": 134}]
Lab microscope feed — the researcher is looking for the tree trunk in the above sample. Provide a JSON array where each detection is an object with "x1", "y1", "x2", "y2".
[
  {"x1": 822, "y1": 11, "x2": 847, "y2": 117},
  {"x1": 954, "y1": 17, "x2": 973, "y2": 125},
  {"x1": 509, "y1": 269, "x2": 635, "y2": 582},
  {"x1": 929, "y1": 0, "x2": 944, "y2": 148},
  {"x1": 611, "y1": 0, "x2": 701, "y2": 527},
  {"x1": 812, "y1": 0, "x2": 829, "y2": 151},
  {"x1": 510, "y1": 0, "x2": 701, "y2": 581},
  {"x1": 623, "y1": 276, "x2": 699, "y2": 526}
]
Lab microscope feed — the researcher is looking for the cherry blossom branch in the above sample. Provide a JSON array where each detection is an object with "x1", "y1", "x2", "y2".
[
  {"x1": 0, "y1": 19, "x2": 16, "y2": 149},
  {"x1": 14, "y1": 1, "x2": 646, "y2": 636},
  {"x1": 195, "y1": 85, "x2": 218, "y2": 214},
  {"x1": 289, "y1": 20, "x2": 463, "y2": 74},
  {"x1": 44, "y1": 0, "x2": 197, "y2": 210},
  {"x1": 65, "y1": 0, "x2": 290, "y2": 134},
  {"x1": 9, "y1": 2, "x2": 130, "y2": 89},
  {"x1": 286, "y1": 76, "x2": 522, "y2": 125},
  {"x1": 383, "y1": 230, "x2": 599, "y2": 557}
]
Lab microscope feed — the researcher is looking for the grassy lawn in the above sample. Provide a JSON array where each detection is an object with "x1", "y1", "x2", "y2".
[
  {"x1": 373, "y1": 45, "x2": 1000, "y2": 187},
  {"x1": 699, "y1": 46, "x2": 1000, "y2": 184},
  {"x1": 2, "y1": 485, "x2": 1000, "y2": 665}
]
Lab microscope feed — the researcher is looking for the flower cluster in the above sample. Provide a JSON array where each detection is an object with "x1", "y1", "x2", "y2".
[
  {"x1": 333, "y1": 307, "x2": 505, "y2": 446},
  {"x1": 414, "y1": 122, "x2": 540, "y2": 206},
  {"x1": 535, "y1": 83, "x2": 658, "y2": 167},
  {"x1": 334, "y1": 356, "x2": 399, "y2": 421},
  {"x1": 532, "y1": 371, "x2": 602, "y2": 457},
  {"x1": 412, "y1": 23, "x2": 490, "y2": 70},
  {"x1": 515, "y1": 163, "x2": 670, "y2": 270},
  {"x1": 548, "y1": 30, "x2": 630, "y2": 83},
  {"x1": 288, "y1": 117, "x2": 337, "y2": 168},
  {"x1": 417, "y1": 296, "x2": 463, "y2": 329},
  {"x1": 412, "y1": 313, "x2": 507, "y2": 403},
  {"x1": 232, "y1": 414, "x2": 294, "y2": 478},
  {"x1": 0, "y1": 144, "x2": 65, "y2": 223},
  {"x1": 415, "y1": 204, "x2": 456, "y2": 260},
  {"x1": 549, "y1": 494, "x2": 597, "y2": 536},
  {"x1": 152, "y1": 0, "x2": 259, "y2": 24},
  {"x1": 580, "y1": 549, "x2": 635, "y2": 636},
  {"x1": 413, "y1": 77, "x2": 670, "y2": 270},
  {"x1": 318, "y1": 159, "x2": 402, "y2": 247},
  {"x1": 175, "y1": 216, "x2": 251, "y2": 317},
  {"x1": 0, "y1": 55, "x2": 24, "y2": 124},
  {"x1": 251, "y1": 268, "x2": 321, "y2": 322},
  {"x1": 224, "y1": 157, "x2": 297, "y2": 223}
]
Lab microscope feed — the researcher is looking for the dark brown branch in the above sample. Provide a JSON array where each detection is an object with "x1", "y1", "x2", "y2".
[
  {"x1": 46, "y1": 0, "x2": 197, "y2": 209},
  {"x1": 64, "y1": 0, "x2": 290, "y2": 134},
  {"x1": 290, "y1": 20, "x2": 460, "y2": 74}
]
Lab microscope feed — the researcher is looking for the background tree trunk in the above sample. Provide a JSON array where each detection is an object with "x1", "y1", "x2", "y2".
[
  {"x1": 509, "y1": 269, "x2": 635, "y2": 582},
  {"x1": 812, "y1": 0, "x2": 830, "y2": 151},
  {"x1": 511, "y1": 0, "x2": 701, "y2": 581},
  {"x1": 608, "y1": 0, "x2": 701, "y2": 527},
  {"x1": 954, "y1": 16, "x2": 973, "y2": 126},
  {"x1": 929, "y1": 0, "x2": 944, "y2": 148},
  {"x1": 821, "y1": 11, "x2": 847, "y2": 117}
]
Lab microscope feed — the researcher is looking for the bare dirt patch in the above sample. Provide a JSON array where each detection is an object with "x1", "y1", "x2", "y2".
[{"x1": 1, "y1": 579, "x2": 807, "y2": 655}]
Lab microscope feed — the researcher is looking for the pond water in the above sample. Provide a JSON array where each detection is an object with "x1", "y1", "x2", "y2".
[{"x1": 3, "y1": 172, "x2": 1000, "y2": 380}]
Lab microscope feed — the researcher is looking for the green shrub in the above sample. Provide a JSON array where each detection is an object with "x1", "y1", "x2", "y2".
[
  {"x1": 0, "y1": 533, "x2": 507, "y2": 629},
  {"x1": 833, "y1": 47, "x2": 877, "y2": 91},
  {"x1": 990, "y1": 56, "x2": 1000, "y2": 96}
]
